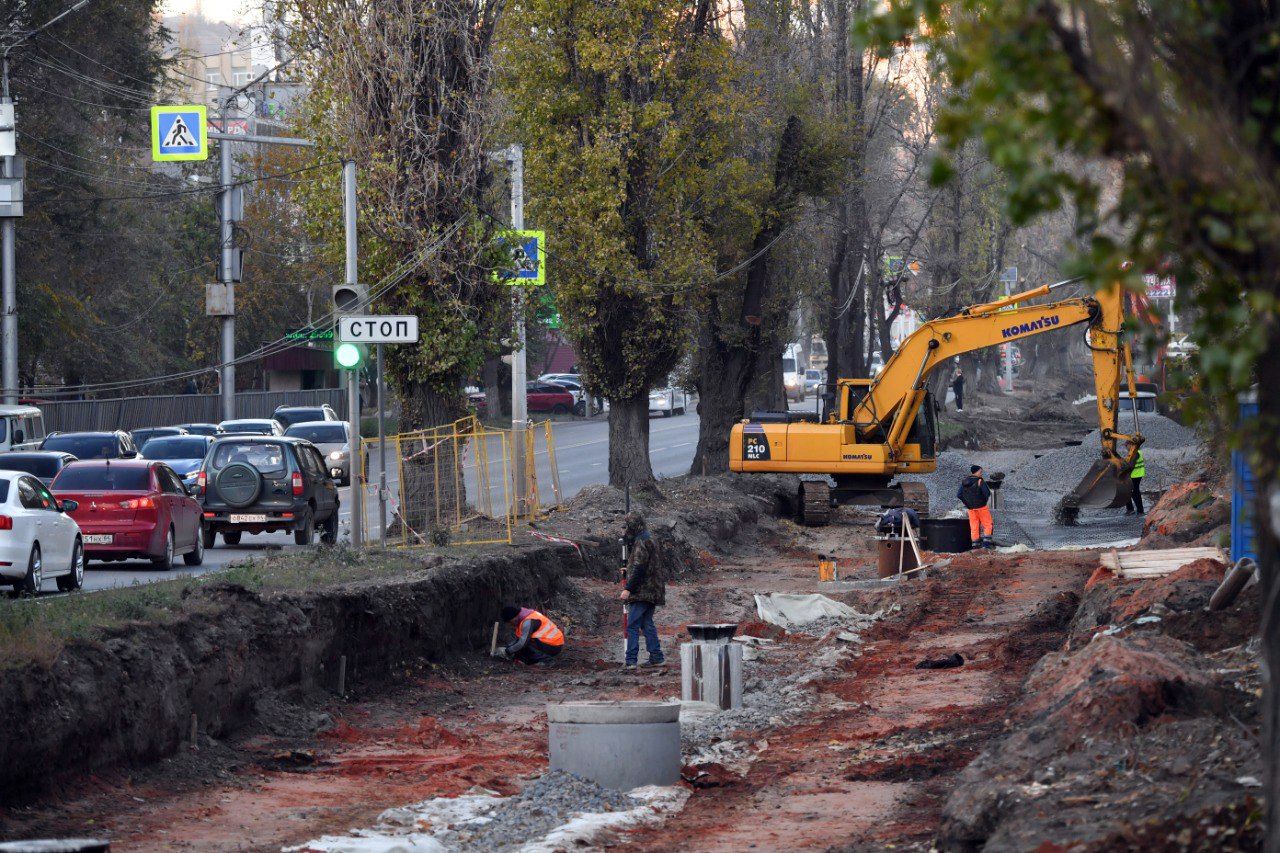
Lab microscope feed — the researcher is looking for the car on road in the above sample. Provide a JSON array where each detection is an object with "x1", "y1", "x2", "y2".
[
  {"x1": 130, "y1": 426, "x2": 188, "y2": 449},
  {"x1": 40, "y1": 430, "x2": 138, "y2": 460},
  {"x1": 53, "y1": 460, "x2": 204, "y2": 570},
  {"x1": 219, "y1": 418, "x2": 284, "y2": 436},
  {"x1": 0, "y1": 404, "x2": 47, "y2": 452},
  {"x1": 284, "y1": 421, "x2": 352, "y2": 485},
  {"x1": 197, "y1": 435, "x2": 339, "y2": 547},
  {"x1": 539, "y1": 376, "x2": 590, "y2": 415},
  {"x1": 0, "y1": 451, "x2": 78, "y2": 486},
  {"x1": 137, "y1": 435, "x2": 216, "y2": 489},
  {"x1": 0, "y1": 471, "x2": 83, "y2": 594},
  {"x1": 804, "y1": 369, "x2": 825, "y2": 396},
  {"x1": 273, "y1": 405, "x2": 339, "y2": 430},
  {"x1": 648, "y1": 386, "x2": 688, "y2": 417},
  {"x1": 783, "y1": 345, "x2": 805, "y2": 401},
  {"x1": 175, "y1": 423, "x2": 223, "y2": 437}
]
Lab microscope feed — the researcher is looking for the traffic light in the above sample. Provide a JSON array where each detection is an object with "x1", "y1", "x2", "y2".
[
  {"x1": 332, "y1": 282, "x2": 368, "y2": 314},
  {"x1": 334, "y1": 341, "x2": 366, "y2": 369}
]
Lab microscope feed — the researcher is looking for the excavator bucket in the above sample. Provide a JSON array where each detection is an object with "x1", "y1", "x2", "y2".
[{"x1": 1066, "y1": 458, "x2": 1133, "y2": 510}]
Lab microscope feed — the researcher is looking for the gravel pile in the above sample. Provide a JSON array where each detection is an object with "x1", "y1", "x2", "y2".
[{"x1": 444, "y1": 770, "x2": 636, "y2": 851}]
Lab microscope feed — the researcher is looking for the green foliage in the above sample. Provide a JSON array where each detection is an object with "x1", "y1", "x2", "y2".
[
  {"x1": 499, "y1": 0, "x2": 749, "y2": 399},
  {"x1": 871, "y1": 0, "x2": 1280, "y2": 466}
]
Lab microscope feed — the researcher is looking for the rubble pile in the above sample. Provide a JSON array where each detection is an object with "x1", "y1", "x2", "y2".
[{"x1": 938, "y1": 550, "x2": 1262, "y2": 850}]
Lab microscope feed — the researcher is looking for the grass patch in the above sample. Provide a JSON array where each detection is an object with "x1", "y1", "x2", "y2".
[{"x1": 0, "y1": 545, "x2": 438, "y2": 669}]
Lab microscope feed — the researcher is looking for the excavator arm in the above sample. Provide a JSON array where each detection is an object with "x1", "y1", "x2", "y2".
[{"x1": 850, "y1": 280, "x2": 1143, "y2": 508}]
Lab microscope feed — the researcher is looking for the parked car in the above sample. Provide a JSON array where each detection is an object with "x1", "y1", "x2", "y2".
[
  {"x1": 648, "y1": 386, "x2": 689, "y2": 417},
  {"x1": 0, "y1": 451, "x2": 78, "y2": 486},
  {"x1": 40, "y1": 430, "x2": 137, "y2": 460},
  {"x1": 537, "y1": 373, "x2": 581, "y2": 386},
  {"x1": 197, "y1": 435, "x2": 339, "y2": 547},
  {"x1": 540, "y1": 376, "x2": 589, "y2": 415},
  {"x1": 174, "y1": 423, "x2": 223, "y2": 437},
  {"x1": 284, "y1": 421, "x2": 352, "y2": 485},
  {"x1": 219, "y1": 418, "x2": 284, "y2": 436},
  {"x1": 804, "y1": 369, "x2": 825, "y2": 396},
  {"x1": 53, "y1": 460, "x2": 203, "y2": 570},
  {"x1": 0, "y1": 404, "x2": 47, "y2": 452},
  {"x1": 130, "y1": 426, "x2": 188, "y2": 449},
  {"x1": 525, "y1": 381, "x2": 577, "y2": 414},
  {"x1": 273, "y1": 405, "x2": 339, "y2": 430},
  {"x1": 0, "y1": 471, "x2": 83, "y2": 594},
  {"x1": 137, "y1": 435, "x2": 216, "y2": 489}
]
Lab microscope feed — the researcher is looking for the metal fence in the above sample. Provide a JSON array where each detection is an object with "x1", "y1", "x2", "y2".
[
  {"x1": 40, "y1": 389, "x2": 347, "y2": 433},
  {"x1": 364, "y1": 416, "x2": 562, "y2": 546}
]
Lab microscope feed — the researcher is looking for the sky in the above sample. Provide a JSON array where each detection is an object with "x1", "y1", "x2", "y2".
[{"x1": 162, "y1": 0, "x2": 253, "y2": 24}]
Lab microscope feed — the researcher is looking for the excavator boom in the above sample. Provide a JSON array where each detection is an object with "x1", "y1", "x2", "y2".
[{"x1": 728, "y1": 278, "x2": 1145, "y2": 525}]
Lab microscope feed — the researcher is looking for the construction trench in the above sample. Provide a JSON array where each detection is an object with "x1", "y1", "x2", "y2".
[{"x1": 0, "y1": 399, "x2": 1264, "y2": 851}]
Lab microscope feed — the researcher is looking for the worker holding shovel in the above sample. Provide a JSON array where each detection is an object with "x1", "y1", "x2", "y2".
[{"x1": 620, "y1": 512, "x2": 666, "y2": 669}]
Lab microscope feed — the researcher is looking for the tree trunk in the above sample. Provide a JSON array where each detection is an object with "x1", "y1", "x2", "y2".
[
  {"x1": 691, "y1": 337, "x2": 752, "y2": 475},
  {"x1": 482, "y1": 355, "x2": 504, "y2": 420},
  {"x1": 397, "y1": 381, "x2": 470, "y2": 539},
  {"x1": 608, "y1": 392, "x2": 654, "y2": 490}
]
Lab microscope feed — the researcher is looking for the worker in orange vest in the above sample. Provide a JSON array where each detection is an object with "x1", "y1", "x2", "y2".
[{"x1": 496, "y1": 605, "x2": 565, "y2": 666}]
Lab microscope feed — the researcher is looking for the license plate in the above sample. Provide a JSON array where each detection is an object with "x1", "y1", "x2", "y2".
[
  {"x1": 229, "y1": 514, "x2": 267, "y2": 523},
  {"x1": 84, "y1": 534, "x2": 113, "y2": 545}
]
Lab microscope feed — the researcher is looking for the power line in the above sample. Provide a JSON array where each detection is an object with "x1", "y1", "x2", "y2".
[
  {"x1": 19, "y1": 222, "x2": 462, "y2": 396},
  {"x1": 46, "y1": 159, "x2": 336, "y2": 204}
]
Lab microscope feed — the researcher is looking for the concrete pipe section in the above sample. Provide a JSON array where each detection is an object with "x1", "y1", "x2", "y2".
[{"x1": 547, "y1": 700, "x2": 681, "y2": 791}]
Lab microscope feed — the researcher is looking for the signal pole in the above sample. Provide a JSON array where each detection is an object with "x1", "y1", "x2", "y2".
[
  {"x1": 342, "y1": 160, "x2": 363, "y2": 547},
  {"x1": 218, "y1": 118, "x2": 235, "y2": 420}
]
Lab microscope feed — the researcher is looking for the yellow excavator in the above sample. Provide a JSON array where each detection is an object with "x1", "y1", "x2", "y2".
[{"x1": 729, "y1": 279, "x2": 1145, "y2": 525}]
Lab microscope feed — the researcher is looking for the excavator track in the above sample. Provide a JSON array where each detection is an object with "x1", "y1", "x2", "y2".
[
  {"x1": 799, "y1": 480, "x2": 832, "y2": 527},
  {"x1": 901, "y1": 481, "x2": 930, "y2": 517}
]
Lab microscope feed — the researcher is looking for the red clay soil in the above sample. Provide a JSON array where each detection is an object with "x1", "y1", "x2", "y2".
[
  {"x1": 614, "y1": 551, "x2": 1096, "y2": 851},
  {"x1": 0, "y1": 540, "x2": 1097, "y2": 851}
]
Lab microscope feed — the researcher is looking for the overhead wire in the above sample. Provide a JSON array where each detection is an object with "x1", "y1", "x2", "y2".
[{"x1": 17, "y1": 220, "x2": 463, "y2": 396}]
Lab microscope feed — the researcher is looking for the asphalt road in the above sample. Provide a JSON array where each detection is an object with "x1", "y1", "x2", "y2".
[{"x1": 43, "y1": 406, "x2": 710, "y2": 594}]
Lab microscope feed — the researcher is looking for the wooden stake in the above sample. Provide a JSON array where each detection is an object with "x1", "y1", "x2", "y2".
[
  {"x1": 338, "y1": 655, "x2": 347, "y2": 696},
  {"x1": 489, "y1": 622, "x2": 500, "y2": 657}
]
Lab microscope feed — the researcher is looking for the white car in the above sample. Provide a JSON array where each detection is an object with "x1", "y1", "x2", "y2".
[
  {"x1": 649, "y1": 387, "x2": 688, "y2": 417},
  {"x1": 0, "y1": 470, "x2": 84, "y2": 595}
]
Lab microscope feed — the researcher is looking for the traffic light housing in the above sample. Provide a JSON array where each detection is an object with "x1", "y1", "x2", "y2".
[
  {"x1": 332, "y1": 282, "x2": 368, "y2": 314},
  {"x1": 334, "y1": 341, "x2": 366, "y2": 369}
]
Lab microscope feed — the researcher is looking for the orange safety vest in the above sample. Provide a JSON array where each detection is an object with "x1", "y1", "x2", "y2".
[{"x1": 516, "y1": 610, "x2": 564, "y2": 647}]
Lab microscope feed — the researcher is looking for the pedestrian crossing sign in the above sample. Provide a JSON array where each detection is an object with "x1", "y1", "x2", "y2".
[{"x1": 151, "y1": 105, "x2": 207, "y2": 162}]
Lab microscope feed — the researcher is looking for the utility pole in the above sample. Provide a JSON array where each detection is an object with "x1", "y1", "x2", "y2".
[
  {"x1": 507, "y1": 144, "x2": 529, "y2": 516},
  {"x1": 218, "y1": 115, "x2": 236, "y2": 420},
  {"x1": 1000, "y1": 266, "x2": 1017, "y2": 392},
  {"x1": 342, "y1": 160, "x2": 363, "y2": 547},
  {"x1": 0, "y1": 0, "x2": 93, "y2": 403}
]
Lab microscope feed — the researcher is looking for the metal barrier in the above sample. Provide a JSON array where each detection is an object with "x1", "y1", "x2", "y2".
[
  {"x1": 363, "y1": 416, "x2": 562, "y2": 546},
  {"x1": 39, "y1": 389, "x2": 346, "y2": 433}
]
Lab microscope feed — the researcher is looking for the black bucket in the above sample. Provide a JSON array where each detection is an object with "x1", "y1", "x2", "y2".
[{"x1": 921, "y1": 518, "x2": 973, "y2": 553}]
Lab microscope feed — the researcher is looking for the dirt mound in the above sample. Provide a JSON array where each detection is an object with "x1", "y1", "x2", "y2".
[
  {"x1": 1018, "y1": 634, "x2": 1226, "y2": 734},
  {"x1": 1139, "y1": 481, "x2": 1230, "y2": 548},
  {"x1": 1110, "y1": 557, "x2": 1226, "y2": 622}
]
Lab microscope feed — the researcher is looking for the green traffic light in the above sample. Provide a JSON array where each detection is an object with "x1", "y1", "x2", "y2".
[{"x1": 335, "y1": 342, "x2": 362, "y2": 368}]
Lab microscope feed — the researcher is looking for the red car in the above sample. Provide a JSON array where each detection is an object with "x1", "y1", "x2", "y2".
[
  {"x1": 51, "y1": 460, "x2": 205, "y2": 570},
  {"x1": 469, "y1": 382, "x2": 576, "y2": 416}
]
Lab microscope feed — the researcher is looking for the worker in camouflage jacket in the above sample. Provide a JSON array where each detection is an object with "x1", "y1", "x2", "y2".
[{"x1": 620, "y1": 511, "x2": 665, "y2": 668}]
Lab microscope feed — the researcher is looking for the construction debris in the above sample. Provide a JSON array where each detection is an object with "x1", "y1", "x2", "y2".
[{"x1": 1100, "y1": 546, "x2": 1226, "y2": 578}]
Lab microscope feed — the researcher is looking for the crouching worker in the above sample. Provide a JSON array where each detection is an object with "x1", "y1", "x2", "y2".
[{"x1": 496, "y1": 605, "x2": 564, "y2": 666}]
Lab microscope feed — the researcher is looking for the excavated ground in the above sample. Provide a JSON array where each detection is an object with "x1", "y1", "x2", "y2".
[{"x1": 0, "y1": 405, "x2": 1259, "y2": 850}]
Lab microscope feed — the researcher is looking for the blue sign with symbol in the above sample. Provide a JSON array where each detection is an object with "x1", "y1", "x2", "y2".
[
  {"x1": 151, "y1": 105, "x2": 208, "y2": 162},
  {"x1": 495, "y1": 229, "x2": 545, "y2": 286}
]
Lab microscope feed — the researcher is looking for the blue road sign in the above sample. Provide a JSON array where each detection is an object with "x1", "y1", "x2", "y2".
[
  {"x1": 151, "y1": 105, "x2": 208, "y2": 162},
  {"x1": 496, "y1": 229, "x2": 545, "y2": 286}
]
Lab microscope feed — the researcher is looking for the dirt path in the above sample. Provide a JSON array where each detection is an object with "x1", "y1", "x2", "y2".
[
  {"x1": 0, "y1": 531, "x2": 1095, "y2": 851},
  {"x1": 617, "y1": 551, "x2": 1091, "y2": 851}
]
